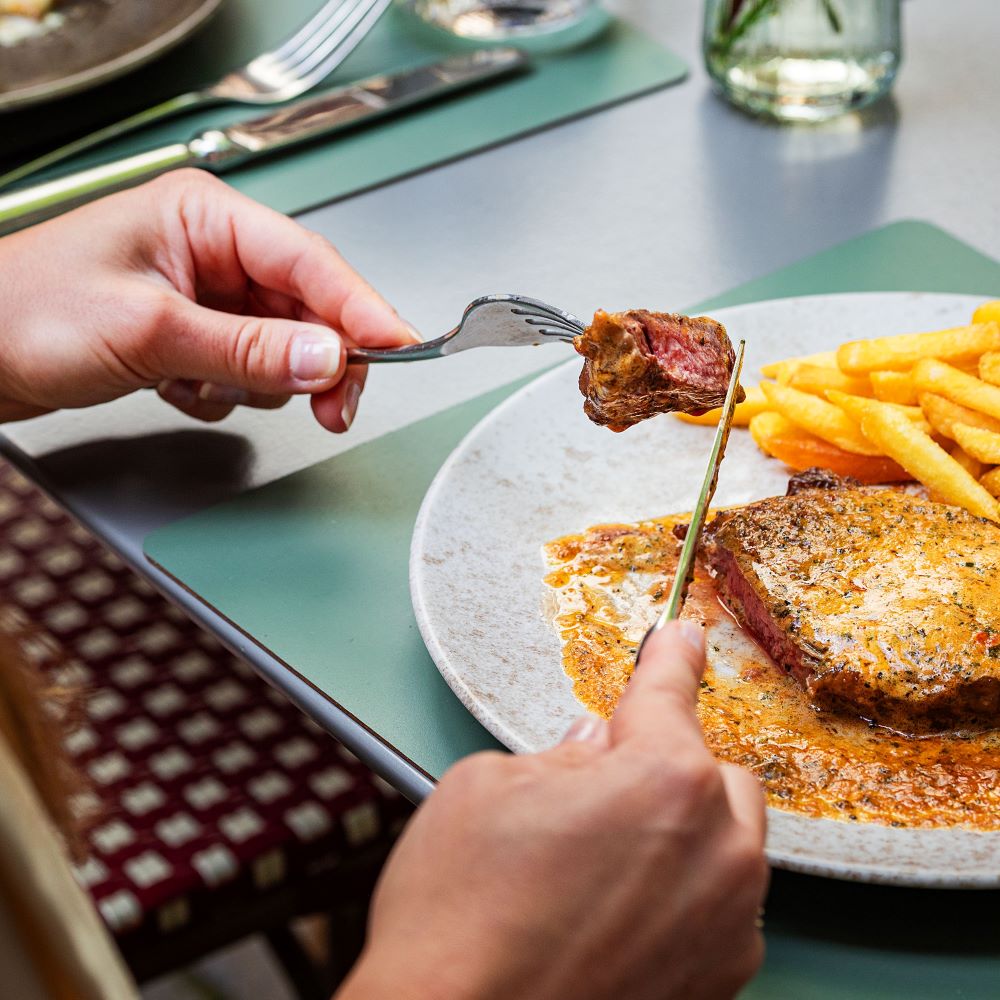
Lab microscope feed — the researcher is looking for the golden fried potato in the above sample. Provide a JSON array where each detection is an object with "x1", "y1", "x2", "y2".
[
  {"x1": 788, "y1": 364, "x2": 873, "y2": 398},
  {"x1": 759, "y1": 350, "x2": 839, "y2": 382},
  {"x1": 851, "y1": 404, "x2": 999, "y2": 522},
  {"x1": 948, "y1": 442, "x2": 986, "y2": 481},
  {"x1": 980, "y1": 467, "x2": 1000, "y2": 498},
  {"x1": 973, "y1": 301, "x2": 1000, "y2": 326},
  {"x1": 917, "y1": 392, "x2": 1000, "y2": 440},
  {"x1": 747, "y1": 412, "x2": 910, "y2": 481},
  {"x1": 674, "y1": 384, "x2": 769, "y2": 427},
  {"x1": 748, "y1": 411, "x2": 797, "y2": 449},
  {"x1": 912, "y1": 360, "x2": 1000, "y2": 422},
  {"x1": 979, "y1": 351, "x2": 1000, "y2": 387},
  {"x1": 952, "y1": 424, "x2": 1000, "y2": 465},
  {"x1": 760, "y1": 383, "x2": 880, "y2": 455},
  {"x1": 825, "y1": 390, "x2": 928, "y2": 430},
  {"x1": 870, "y1": 370, "x2": 918, "y2": 405},
  {"x1": 837, "y1": 322, "x2": 1000, "y2": 375}
]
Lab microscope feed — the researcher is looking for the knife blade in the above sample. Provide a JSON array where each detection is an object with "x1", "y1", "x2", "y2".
[
  {"x1": 0, "y1": 48, "x2": 529, "y2": 236},
  {"x1": 636, "y1": 339, "x2": 746, "y2": 661}
]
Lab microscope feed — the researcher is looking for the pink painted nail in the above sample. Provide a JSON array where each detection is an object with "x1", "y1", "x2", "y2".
[
  {"x1": 290, "y1": 334, "x2": 342, "y2": 381},
  {"x1": 562, "y1": 715, "x2": 604, "y2": 743},
  {"x1": 676, "y1": 620, "x2": 705, "y2": 654},
  {"x1": 199, "y1": 383, "x2": 249, "y2": 406},
  {"x1": 159, "y1": 380, "x2": 198, "y2": 407},
  {"x1": 341, "y1": 380, "x2": 362, "y2": 430}
]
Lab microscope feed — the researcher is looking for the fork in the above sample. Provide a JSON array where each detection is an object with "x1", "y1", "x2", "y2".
[
  {"x1": 0, "y1": 0, "x2": 392, "y2": 191},
  {"x1": 347, "y1": 294, "x2": 586, "y2": 364}
]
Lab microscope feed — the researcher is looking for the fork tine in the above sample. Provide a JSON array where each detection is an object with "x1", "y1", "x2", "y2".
[
  {"x1": 284, "y1": 0, "x2": 391, "y2": 85},
  {"x1": 269, "y1": 0, "x2": 357, "y2": 62},
  {"x1": 271, "y1": 0, "x2": 372, "y2": 72},
  {"x1": 510, "y1": 304, "x2": 586, "y2": 334}
]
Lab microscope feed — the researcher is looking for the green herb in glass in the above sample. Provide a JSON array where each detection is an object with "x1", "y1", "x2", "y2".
[{"x1": 704, "y1": 0, "x2": 901, "y2": 122}]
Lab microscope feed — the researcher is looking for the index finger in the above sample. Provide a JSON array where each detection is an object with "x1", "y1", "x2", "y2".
[
  {"x1": 163, "y1": 173, "x2": 418, "y2": 349},
  {"x1": 610, "y1": 620, "x2": 708, "y2": 752}
]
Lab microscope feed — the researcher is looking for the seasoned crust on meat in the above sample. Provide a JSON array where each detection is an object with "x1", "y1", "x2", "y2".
[
  {"x1": 575, "y1": 310, "x2": 744, "y2": 432},
  {"x1": 704, "y1": 487, "x2": 1000, "y2": 734},
  {"x1": 785, "y1": 467, "x2": 861, "y2": 495}
]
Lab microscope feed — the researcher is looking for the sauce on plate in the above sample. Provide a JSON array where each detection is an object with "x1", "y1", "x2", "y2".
[{"x1": 543, "y1": 515, "x2": 1000, "y2": 830}]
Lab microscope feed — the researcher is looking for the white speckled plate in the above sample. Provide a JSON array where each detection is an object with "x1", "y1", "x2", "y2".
[{"x1": 411, "y1": 291, "x2": 1000, "y2": 888}]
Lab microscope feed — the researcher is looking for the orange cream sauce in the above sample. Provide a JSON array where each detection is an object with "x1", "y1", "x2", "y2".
[{"x1": 543, "y1": 515, "x2": 1000, "y2": 830}]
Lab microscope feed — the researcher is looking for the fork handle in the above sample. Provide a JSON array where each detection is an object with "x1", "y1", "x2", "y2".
[
  {"x1": 347, "y1": 341, "x2": 446, "y2": 364},
  {"x1": 0, "y1": 91, "x2": 213, "y2": 191}
]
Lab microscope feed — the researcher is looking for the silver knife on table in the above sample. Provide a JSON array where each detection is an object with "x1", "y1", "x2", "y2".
[
  {"x1": 636, "y1": 339, "x2": 746, "y2": 661},
  {"x1": 0, "y1": 48, "x2": 528, "y2": 236}
]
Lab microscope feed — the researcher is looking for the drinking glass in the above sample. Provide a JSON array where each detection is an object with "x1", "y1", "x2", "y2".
[
  {"x1": 704, "y1": 0, "x2": 901, "y2": 122},
  {"x1": 405, "y1": 0, "x2": 596, "y2": 41}
]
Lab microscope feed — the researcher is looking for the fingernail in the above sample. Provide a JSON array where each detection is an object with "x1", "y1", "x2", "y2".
[
  {"x1": 402, "y1": 320, "x2": 423, "y2": 344},
  {"x1": 199, "y1": 383, "x2": 249, "y2": 406},
  {"x1": 675, "y1": 620, "x2": 705, "y2": 654},
  {"x1": 159, "y1": 380, "x2": 198, "y2": 407},
  {"x1": 562, "y1": 715, "x2": 603, "y2": 743},
  {"x1": 290, "y1": 333, "x2": 342, "y2": 381},
  {"x1": 341, "y1": 380, "x2": 362, "y2": 430}
]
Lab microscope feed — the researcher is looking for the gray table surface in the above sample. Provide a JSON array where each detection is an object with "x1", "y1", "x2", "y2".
[{"x1": 3, "y1": 0, "x2": 1000, "y2": 803}]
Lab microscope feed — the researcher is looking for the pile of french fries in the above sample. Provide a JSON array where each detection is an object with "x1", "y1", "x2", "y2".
[{"x1": 676, "y1": 300, "x2": 1000, "y2": 522}]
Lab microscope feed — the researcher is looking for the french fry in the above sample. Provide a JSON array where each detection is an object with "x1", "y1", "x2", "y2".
[
  {"x1": 951, "y1": 424, "x2": 1000, "y2": 465},
  {"x1": 912, "y1": 359, "x2": 1000, "y2": 422},
  {"x1": 852, "y1": 406, "x2": 999, "y2": 521},
  {"x1": 824, "y1": 390, "x2": 930, "y2": 432},
  {"x1": 674, "y1": 384, "x2": 769, "y2": 426},
  {"x1": 973, "y1": 301, "x2": 1000, "y2": 326},
  {"x1": 836, "y1": 322, "x2": 1000, "y2": 374},
  {"x1": 788, "y1": 364, "x2": 873, "y2": 398},
  {"x1": 980, "y1": 467, "x2": 1000, "y2": 498},
  {"x1": 760, "y1": 382, "x2": 881, "y2": 456},
  {"x1": 917, "y1": 392, "x2": 1000, "y2": 439},
  {"x1": 748, "y1": 412, "x2": 911, "y2": 483},
  {"x1": 979, "y1": 351, "x2": 1000, "y2": 387},
  {"x1": 760, "y1": 350, "x2": 839, "y2": 381},
  {"x1": 748, "y1": 411, "x2": 798, "y2": 449},
  {"x1": 870, "y1": 370, "x2": 918, "y2": 405},
  {"x1": 949, "y1": 442, "x2": 986, "y2": 481}
]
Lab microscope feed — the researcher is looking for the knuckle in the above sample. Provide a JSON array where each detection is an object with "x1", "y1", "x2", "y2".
[
  {"x1": 228, "y1": 316, "x2": 277, "y2": 381},
  {"x1": 153, "y1": 167, "x2": 218, "y2": 194},
  {"x1": 665, "y1": 756, "x2": 724, "y2": 812},
  {"x1": 616, "y1": 752, "x2": 722, "y2": 830}
]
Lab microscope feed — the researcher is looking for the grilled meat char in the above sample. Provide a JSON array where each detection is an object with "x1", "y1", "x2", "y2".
[
  {"x1": 575, "y1": 310, "x2": 744, "y2": 432},
  {"x1": 704, "y1": 477, "x2": 1000, "y2": 734}
]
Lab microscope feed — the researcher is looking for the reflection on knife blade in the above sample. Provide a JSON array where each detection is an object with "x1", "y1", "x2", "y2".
[{"x1": 224, "y1": 49, "x2": 529, "y2": 156}]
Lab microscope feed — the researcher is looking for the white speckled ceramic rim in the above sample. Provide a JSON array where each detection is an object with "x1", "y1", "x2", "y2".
[{"x1": 411, "y1": 292, "x2": 1000, "y2": 888}]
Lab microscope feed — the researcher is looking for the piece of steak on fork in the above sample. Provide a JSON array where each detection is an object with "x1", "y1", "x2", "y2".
[{"x1": 575, "y1": 310, "x2": 744, "y2": 432}]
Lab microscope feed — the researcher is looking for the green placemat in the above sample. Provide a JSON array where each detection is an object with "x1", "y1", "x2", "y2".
[
  {"x1": 146, "y1": 219, "x2": 1000, "y2": 998},
  {"x1": 145, "y1": 218, "x2": 1000, "y2": 779},
  {"x1": 3, "y1": 5, "x2": 686, "y2": 217}
]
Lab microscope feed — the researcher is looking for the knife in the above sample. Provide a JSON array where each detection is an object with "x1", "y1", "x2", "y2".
[
  {"x1": 0, "y1": 48, "x2": 529, "y2": 236},
  {"x1": 636, "y1": 339, "x2": 746, "y2": 661}
]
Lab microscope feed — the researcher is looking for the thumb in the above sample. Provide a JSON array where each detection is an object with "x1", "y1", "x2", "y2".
[{"x1": 153, "y1": 299, "x2": 347, "y2": 395}]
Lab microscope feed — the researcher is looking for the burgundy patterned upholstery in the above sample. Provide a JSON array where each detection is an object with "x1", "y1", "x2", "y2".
[{"x1": 0, "y1": 461, "x2": 409, "y2": 943}]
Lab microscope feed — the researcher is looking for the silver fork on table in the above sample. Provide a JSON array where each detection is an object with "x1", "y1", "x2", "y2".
[
  {"x1": 0, "y1": 0, "x2": 391, "y2": 190},
  {"x1": 347, "y1": 295, "x2": 586, "y2": 364}
]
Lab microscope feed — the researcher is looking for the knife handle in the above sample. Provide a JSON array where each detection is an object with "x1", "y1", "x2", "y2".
[{"x1": 0, "y1": 131, "x2": 242, "y2": 237}]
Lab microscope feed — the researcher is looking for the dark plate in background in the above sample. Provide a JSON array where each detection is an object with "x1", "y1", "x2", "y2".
[{"x1": 0, "y1": 0, "x2": 222, "y2": 111}]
